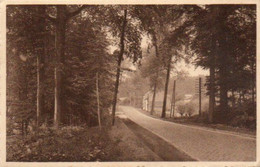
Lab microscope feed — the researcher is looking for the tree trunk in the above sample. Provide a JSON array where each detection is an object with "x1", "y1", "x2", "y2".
[
  {"x1": 112, "y1": 9, "x2": 127, "y2": 126},
  {"x1": 251, "y1": 60, "x2": 255, "y2": 104},
  {"x1": 170, "y1": 80, "x2": 176, "y2": 118},
  {"x1": 151, "y1": 38, "x2": 159, "y2": 115},
  {"x1": 219, "y1": 65, "x2": 228, "y2": 120},
  {"x1": 208, "y1": 64, "x2": 215, "y2": 123},
  {"x1": 199, "y1": 77, "x2": 202, "y2": 116},
  {"x1": 54, "y1": 6, "x2": 66, "y2": 128},
  {"x1": 217, "y1": 7, "x2": 229, "y2": 122},
  {"x1": 36, "y1": 6, "x2": 46, "y2": 127},
  {"x1": 208, "y1": 32, "x2": 216, "y2": 123},
  {"x1": 96, "y1": 72, "x2": 101, "y2": 130},
  {"x1": 161, "y1": 56, "x2": 172, "y2": 118},
  {"x1": 150, "y1": 82, "x2": 157, "y2": 115}
]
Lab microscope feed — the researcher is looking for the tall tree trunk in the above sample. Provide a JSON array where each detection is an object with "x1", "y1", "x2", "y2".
[
  {"x1": 96, "y1": 72, "x2": 101, "y2": 130},
  {"x1": 59, "y1": 20, "x2": 67, "y2": 125},
  {"x1": 161, "y1": 56, "x2": 171, "y2": 118},
  {"x1": 150, "y1": 38, "x2": 159, "y2": 115},
  {"x1": 208, "y1": 32, "x2": 216, "y2": 123},
  {"x1": 112, "y1": 9, "x2": 127, "y2": 126},
  {"x1": 170, "y1": 80, "x2": 176, "y2": 118},
  {"x1": 150, "y1": 81, "x2": 157, "y2": 115},
  {"x1": 199, "y1": 77, "x2": 202, "y2": 116},
  {"x1": 208, "y1": 65, "x2": 215, "y2": 123},
  {"x1": 54, "y1": 6, "x2": 66, "y2": 128},
  {"x1": 217, "y1": 7, "x2": 229, "y2": 122},
  {"x1": 219, "y1": 68, "x2": 228, "y2": 108},
  {"x1": 36, "y1": 6, "x2": 46, "y2": 127},
  {"x1": 218, "y1": 64, "x2": 229, "y2": 122},
  {"x1": 251, "y1": 60, "x2": 255, "y2": 104}
]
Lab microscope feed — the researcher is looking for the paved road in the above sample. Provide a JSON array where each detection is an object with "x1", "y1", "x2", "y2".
[{"x1": 118, "y1": 106, "x2": 256, "y2": 161}]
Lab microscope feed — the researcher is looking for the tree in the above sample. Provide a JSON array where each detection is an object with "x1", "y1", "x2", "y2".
[
  {"x1": 102, "y1": 6, "x2": 142, "y2": 125},
  {"x1": 186, "y1": 103, "x2": 195, "y2": 117},
  {"x1": 140, "y1": 50, "x2": 165, "y2": 114},
  {"x1": 48, "y1": 5, "x2": 87, "y2": 128},
  {"x1": 177, "y1": 104, "x2": 186, "y2": 117},
  {"x1": 134, "y1": 6, "x2": 171, "y2": 115},
  {"x1": 7, "y1": 5, "x2": 116, "y2": 131},
  {"x1": 35, "y1": 6, "x2": 47, "y2": 127},
  {"x1": 190, "y1": 5, "x2": 256, "y2": 122},
  {"x1": 7, "y1": 5, "x2": 52, "y2": 133},
  {"x1": 135, "y1": 6, "x2": 187, "y2": 117},
  {"x1": 64, "y1": 13, "x2": 114, "y2": 126},
  {"x1": 159, "y1": 9, "x2": 191, "y2": 118},
  {"x1": 96, "y1": 72, "x2": 101, "y2": 130},
  {"x1": 111, "y1": 9, "x2": 127, "y2": 126}
]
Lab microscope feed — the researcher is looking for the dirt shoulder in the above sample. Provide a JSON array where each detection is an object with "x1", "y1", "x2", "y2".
[{"x1": 108, "y1": 118, "x2": 162, "y2": 161}]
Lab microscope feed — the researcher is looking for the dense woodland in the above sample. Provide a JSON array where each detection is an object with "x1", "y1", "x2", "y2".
[{"x1": 7, "y1": 5, "x2": 256, "y2": 138}]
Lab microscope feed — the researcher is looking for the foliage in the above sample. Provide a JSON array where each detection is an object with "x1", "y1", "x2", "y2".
[
  {"x1": 176, "y1": 103, "x2": 195, "y2": 117},
  {"x1": 64, "y1": 15, "x2": 115, "y2": 126},
  {"x1": 177, "y1": 104, "x2": 186, "y2": 117},
  {"x1": 140, "y1": 50, "x2": 165, "y2": 90},
  {"x1": 7, "y1": 5, "x2": 51, "y2": 133},
  {"x1": 185, "y1": 103, "x2": 195, "y2": 117},
  {"x1": 187, "y1": 5, "x2": 256, "y2": 123},
  {"x1": 7, "y1": 126, "x2": 113, "y2": 161}
]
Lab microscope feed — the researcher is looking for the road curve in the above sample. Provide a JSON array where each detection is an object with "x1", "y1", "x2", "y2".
[{"x1": 119, "y1": 106, "x2": 256, "y2": 161}]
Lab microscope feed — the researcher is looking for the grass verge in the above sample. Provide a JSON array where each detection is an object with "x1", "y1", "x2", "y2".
[{"x1": 7, "y1": 117, "x2": 161, "y2": 161}]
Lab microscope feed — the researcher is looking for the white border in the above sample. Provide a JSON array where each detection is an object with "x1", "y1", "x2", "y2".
[{"x1": 0, "y1": 0, "x2": 259, "y2": 166}]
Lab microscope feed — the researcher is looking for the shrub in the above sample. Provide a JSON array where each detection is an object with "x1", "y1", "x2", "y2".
[
  {"x1": 177, "y1": 104, "x2": 186, "y2": 117},
  {"x1": 186, "y1": 103, "x2": 195, "y2": 117},
  {"x1": 177, "y1": 103, "x2": 195, "y2": 117}
]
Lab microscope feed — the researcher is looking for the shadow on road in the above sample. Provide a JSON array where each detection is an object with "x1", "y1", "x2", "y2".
[{"x1": 122, "y1": 118, "x2": 196, "y2": 161}]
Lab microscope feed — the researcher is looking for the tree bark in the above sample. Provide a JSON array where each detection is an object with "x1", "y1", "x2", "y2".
[
  {"x1": 219, "y1": 65, "x2": 228, "y2": 116},
  {"x1": 52, "y1": 5, "x2": 86, "y2": 127},
  {"x1": 36, "y1": 6, "x2": 46, "y2": 127},
  {"x1": 208, "y1": 33, "x2": 216, "y2": 123},
  {"x1": 150, "y1": 81, "x2": 157, "y2": 115},
  {"x1": 199, "y1": 77, "x2": 202, "y2": 116},
  {"x1": 208, "y1": 65, "x2": 215, "y2": 123},
  {"x1": 151, "y1": 38, "x2": 159, "y2": 115},
  {"x1": 54, "y1": 6, "x2": 66, "y2": 128},
  {"x1": 161, "y1": 56, "x2": 172, "y2": 118},
  {"x1": 170, "y1": 80, "x2": 176, "y2": 118},
  {"x1": 217, "y1": 7, "x2": 229, "y2": 122},
  {"x1": 251, "y1": 60, "x2": 255, "y2": 104},
  {"x1": 112, "y1": 9, "x2": 127, "y2": 126},
  {"x1": 96, "y1": 72, "x2": 101, "y2": 130}
]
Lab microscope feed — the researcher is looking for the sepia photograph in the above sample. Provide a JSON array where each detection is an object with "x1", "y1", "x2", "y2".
[{"x1": 3, "y1": 1, "x2": 258, "y2": 166}]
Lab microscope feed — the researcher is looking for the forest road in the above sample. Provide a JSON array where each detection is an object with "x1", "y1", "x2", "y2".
[{"x1": 118, "y1": 105, "x2": 256, "y2": 161}]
